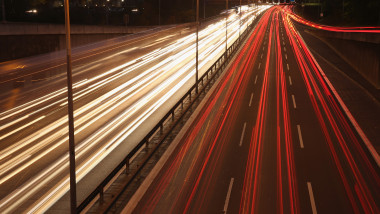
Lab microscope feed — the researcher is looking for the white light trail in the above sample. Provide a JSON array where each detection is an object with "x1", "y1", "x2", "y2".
[{"x1": 0, "y1": 5, "x2": 271, "y2": 213}]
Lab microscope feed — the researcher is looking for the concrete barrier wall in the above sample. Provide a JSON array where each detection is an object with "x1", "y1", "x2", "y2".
[
  {"x1": 310, "y1": 30, "x2": 380, "y2": 89},
  {"x1": 0, "y1": 23, "x2": 156, "y2": 62}
]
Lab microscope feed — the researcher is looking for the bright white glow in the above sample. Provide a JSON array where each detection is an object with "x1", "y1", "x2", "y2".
[{"x1": 0, "y1": 5, "x2": 272, "y2": 213}]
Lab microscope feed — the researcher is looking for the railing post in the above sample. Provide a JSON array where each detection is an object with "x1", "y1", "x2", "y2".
[
  {"x1": 99, "y1": 186, "x2": 104, "y2": 204},
  {"x1": 125, "y1": 158, "x2": 130, "y2": 174}
]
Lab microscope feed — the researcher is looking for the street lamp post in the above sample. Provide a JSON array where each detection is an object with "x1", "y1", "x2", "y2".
[
  {"x1": 63, "y1": 0, "x2": 77, "y2": 213},
  {"x1": 342, "y1": 0, "x2": 345, "y2": 17},
  {"x1": 225, "y1": 0, "x2": 228, "y2": 58},
  {"x1": 1, "y1": 0, "x2": 6, "y2": 23},
  {"x1": 239, "y1": 0, "x2": 242, "y2": 40},
  {"x1": 204, "y1": 0, "x2": 206, "y2": 19},
  {"x1": 196, "y1": 0, "x2": 199, "y2": 94}
]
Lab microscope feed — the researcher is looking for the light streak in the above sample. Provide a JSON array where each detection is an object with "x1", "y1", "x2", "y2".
[
  {"x1": 0, "y1": 5, "x2": 271, "y2": 212},
  {"x1": 282, "y1": 7, "x2": 379, "y2": 213}
]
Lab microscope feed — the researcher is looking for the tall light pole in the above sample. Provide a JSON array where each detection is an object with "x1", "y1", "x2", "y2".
[
  {"x1": 342, "y1": 0, "x2": 345, "y2": 18},
  {"x1": 204, "y1": 0, "x2": 206, "y2": 19},
  {"x1": 239, "y1": 0, "x2": 242, "y2": 40},
  {"x1": 196, "y1": 0, "x2": 199, "y2": 94},
  {"x1": 225, "y1": 0, "x2": 228, "y2": 58},
  {"x1": 158, "y1": 0, "x2": 161, "y2": 25},
  {"x1": 1, "y1": 0, "x2": 5, "y2": 23},
  {"x1": 63, "y1": 0, "x2": 77, "y2": 213}
]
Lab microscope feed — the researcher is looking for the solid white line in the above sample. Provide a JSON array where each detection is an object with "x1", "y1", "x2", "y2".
[
  {"x1": 258, "y1": 63, "x2": 261, "y2": 69},
  {"x1": 292, "y1": 95, "x2": 297, "y2": 109},
  {"x1": 223, "y1": 178, "x2": 235, "y2": 213},
  {"x1": 240, "y1": 123, "x2": 247, "y2": 147},
  {"x1": 287, "y1": 63, "x2": 290, "y2": 71},
  {"x1": 307, "y1": 182, "x2": 318, "y2": 214},
  {"x1": 297, "y1": 28, "x2": 380, "y2": 166},
  {"x1": 249, "y1": 93, "x2": 254, "y2": 107},
  {"x1": 254, "y1": 75, "x2": 258, "y2": 84},
  {"x1": 297, "y1": 125, "x2": 304, "y2": 148},
  {"x1": 289, "y1": 76, "x2": 293, "y2": 85}
]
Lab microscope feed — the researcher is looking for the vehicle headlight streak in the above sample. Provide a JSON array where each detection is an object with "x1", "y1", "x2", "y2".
[{"x1": 0, "y1": 6, "x2": 271, "y2": 213}]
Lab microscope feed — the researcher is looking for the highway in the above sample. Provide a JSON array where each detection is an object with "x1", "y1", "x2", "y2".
[
  {"x1": 0, "y1": 5, "x2": 271, "y2": 213},
  {"x1": 125, "y1": 6, "x2": 380, "y2": 214}
]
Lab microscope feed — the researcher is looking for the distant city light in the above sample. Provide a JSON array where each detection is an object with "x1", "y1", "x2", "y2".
[{"x1": 25, "y1": 9, "x2": 38, "y2": 14}]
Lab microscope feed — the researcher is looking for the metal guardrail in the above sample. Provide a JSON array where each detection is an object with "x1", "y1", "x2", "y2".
[{"x1": 77, "y1": 12, "x2": 263, "y2": 213}]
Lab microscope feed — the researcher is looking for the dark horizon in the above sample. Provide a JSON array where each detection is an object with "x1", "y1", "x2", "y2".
[{"x1": 1, "y1": 0, "x2": 379, "y2": 26}]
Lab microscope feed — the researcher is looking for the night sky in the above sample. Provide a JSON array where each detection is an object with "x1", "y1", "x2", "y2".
[{"x1": 1, "y1": 0, "x2": 379, "y2": 25}]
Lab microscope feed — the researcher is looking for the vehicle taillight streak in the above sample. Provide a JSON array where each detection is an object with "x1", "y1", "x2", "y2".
[{"x1": 282, "y1": 9, "x2": 379, "y2": 213}]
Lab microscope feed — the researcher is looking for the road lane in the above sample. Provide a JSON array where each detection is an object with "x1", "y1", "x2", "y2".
[
  {"x1": 0, "y1": 5, "x2": 271, "y2": 213},
  {"x1": 126, "y1": 6, "x2": 379, "y2": 214},
  {"x1": 128, "y1": 7, "x2": 274, "y2": 214}
]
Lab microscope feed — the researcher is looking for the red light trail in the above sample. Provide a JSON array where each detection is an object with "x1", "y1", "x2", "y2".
[
  {"x1": 282, "y1": 6, "x2": 380, "y2": 33},
  {"x1": 282, "y1": 6, "x2": 380, "y2": 213},
  {"x1": 128, "y1": 6, "x2": 379, "y2": 214}
]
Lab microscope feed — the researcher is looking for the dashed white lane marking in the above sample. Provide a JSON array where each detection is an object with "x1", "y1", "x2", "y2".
[
  {"x1": 285, "y1": 53, "x2": 287, "y2": 60},
  {"x1": 292, "y1": 95, "x2": 297, "y2": 109},
  {"x1": 239, "y1": 123, "x2": 247, "y2": 147},
  {"x1": 223, "y1": 178, "x2": 235, "y2": 213},
  {"x1": 287, "y1": 63, "x2": 290, "y2": 71},
  {"x1": 289, "y1": 76, "x2": 293, "y2": 85},
  {"x1": 254, "y1": 75, "x2": 258, "y2": 84},
  {"x1": 258, "y1": 63, "x2": 261, "y2": 69},
  {"x1": 249, "y1": 93, "x2": 254, "y2": 107},
  {"x1": 297, "y1": 125, "x2": 304, "y2": 148},
  {"x1": 263, "y1": 47, "x2": 265, "y2": 50},
  {"x1": 284, "y1": 47, "x2": 286, "y2": 52},
  {"x1": 261, "y1": 53, "x2": 263, "y2": 59},
  {"x1": 307, "y1": 182, "x2": 318, "y2": 214}
]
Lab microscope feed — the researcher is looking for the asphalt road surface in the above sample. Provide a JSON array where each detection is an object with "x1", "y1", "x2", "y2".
[
  {"x1": 126, "y1": 6, "x2": 380, "y2": 214},
  {"x1": 0, "y1": 5, "x2": 271, "y2": 213}
]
